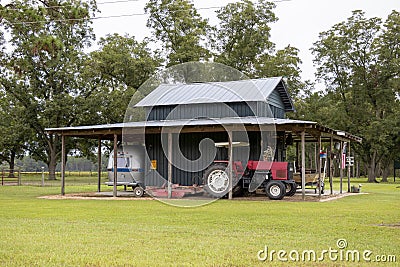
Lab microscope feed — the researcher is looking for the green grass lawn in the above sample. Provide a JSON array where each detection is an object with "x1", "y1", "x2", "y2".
[
  {"x1": 12, "y1": 171, "x2": 109, "y2": 187},
  {"x1": 0, "y1": 178, "x2": 398, "y2": 266}
]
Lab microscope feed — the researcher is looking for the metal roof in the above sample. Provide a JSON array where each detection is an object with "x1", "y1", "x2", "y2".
[
  {"x1": 46, "y1": 117, "x2": 362, "y2": 143},
  {"x1": 46, "y1": 117, "x2": 311, "y2": 131},
  {"x1": 135, "y1": 77, "x2": 294, "y2": 111}
]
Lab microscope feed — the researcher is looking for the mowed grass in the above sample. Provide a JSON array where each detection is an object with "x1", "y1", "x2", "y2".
[
  {"x1": 14, "y1": 171, "x2": 109, "y2": 187},
  {"x1": 0, "y1": 178, "x2": 399, "y2": 266}
]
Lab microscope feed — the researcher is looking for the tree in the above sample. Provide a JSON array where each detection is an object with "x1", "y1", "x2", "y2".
[
  {"x1": 312, "y1": 10, "x2": 400, "y2": 182},
  {"x1": 256, "y1": 45, "x2": 304, "y2": 97},
  {"x1": 0, "y1": 0, "x2": 98, "y2": 179},
  {"x1": 212, "y1": 0, "x2": 303, "y2": 97},
  {"x1": 213, "y1": 0, "x2": 277, "y2": 75},
  {"x1": 72, "y1": 33, "x2": 161, "y2": 161},
  {"x1": 145, "y1": 0, "x2": 210, "y2": 67},
  {"x1": 0, "y1": 91, "x2": 33, "y2": 175},
  {"x1": 84, "y1": 33, "x2": 161, "y2": 124}
]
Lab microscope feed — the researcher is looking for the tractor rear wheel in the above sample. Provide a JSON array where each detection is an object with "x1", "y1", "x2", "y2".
[
  {"x1": 203, "y1": 164, "x2": 230, "y2": 198},
  {"x1": 265, "y1": 181, "x2": 285, "y2": 200},
  {"x1": 285, "y1": 182, "x2": 297, "y2": 196},
  {"x1": 232, "y1": 183, "x2": 244, "y2": 197}
]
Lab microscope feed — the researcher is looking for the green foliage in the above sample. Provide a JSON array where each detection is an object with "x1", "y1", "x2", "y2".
[
  {"x1": 0, "y1": 0, "x2": 98, "y2": 178},
  {"x1": 212, "y1": 0, "x2": 304, "y2": 97},
  {"x1": 312, "y1": 10, "x2": 400, "y2": 182},
  {"x1": 145, "y1": 0, "x2": 210, "y2": 66},
  {"x1": 0, "y1": 91, "x2": 33, "y2": 168},
  {"x1": 84, "y1": 33, "x2": 161, "y2": 124},
  {"x1": 256, "y1": 45, "x2": 304, "y2": 97},
  {"x1": 213, "y1": 0, "x2": 277, "y2": 74}
]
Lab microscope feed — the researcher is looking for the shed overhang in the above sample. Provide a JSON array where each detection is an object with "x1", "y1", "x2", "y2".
[{"x1": 46, "y1": 117, "x2": 362, "y2": 143}]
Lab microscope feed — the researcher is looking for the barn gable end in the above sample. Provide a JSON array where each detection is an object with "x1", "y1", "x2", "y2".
[{"x1": 135, "y1": 77, "x2": 294, "y2": 120}]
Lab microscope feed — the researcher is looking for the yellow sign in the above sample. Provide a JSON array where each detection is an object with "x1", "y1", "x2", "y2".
[{"x1": 150, "y1": 160, "x2": 157, "y2": 170}]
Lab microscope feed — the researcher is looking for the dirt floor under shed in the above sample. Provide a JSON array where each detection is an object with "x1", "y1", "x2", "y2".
[{"x1": 39, "y1": 190, "x2": 367, "y2": 202}]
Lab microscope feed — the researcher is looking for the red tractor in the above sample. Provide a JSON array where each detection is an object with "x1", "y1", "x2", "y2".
[{"x1": 203, "y1": 160, "x2": 297, "y2": 200}]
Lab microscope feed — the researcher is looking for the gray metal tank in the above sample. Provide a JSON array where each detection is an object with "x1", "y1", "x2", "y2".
[{"x1": 106, "y1": 145, "x2": 145, "y2": 188}]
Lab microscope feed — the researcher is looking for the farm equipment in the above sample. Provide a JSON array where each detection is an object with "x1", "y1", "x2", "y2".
[
  {"x1": 293, "y1": 152, "x2": 327, "y2": 194},
  {"x1": 293, "y1": 172, "x2": 325, "y2": 194},
  {"x1": 203, "y1": 160, "x2": 297, "y2": 200},
  {"x1": 106, "y1": 145, "x2": 145, "y2": 197},
  {"x1": 107, "y1": 142, "x2": 297, "y2": 200}
]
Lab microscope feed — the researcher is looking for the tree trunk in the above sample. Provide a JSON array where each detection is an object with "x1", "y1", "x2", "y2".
[
  {"x1": 8, "y1": 150, "x2": 16, "y2": 177},
  {"x1": 367, "y1": 152, "x2": 378, "y2": 183},
  {"x1": 367, "y1": 166, "x2": 377, "y2": 182},
  {"x1": 48, "y1": 147, "x2": 57, "y2": 180},
  {"x1": 381, "y1": 167, "x2": 389, "y2": 182},
  {"x1": 381, "y1": 160, "x2": 391, "y2": 182}
]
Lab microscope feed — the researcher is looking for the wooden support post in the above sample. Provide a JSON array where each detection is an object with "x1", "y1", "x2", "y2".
[
  {"x1": 314, "y1": 142, "x2": 317, "y2": 173},
  {"x1": 296, "y1": 141, "x2": 299, "y2": 171},
  {"x1": 113, "y1": 134, "x2": 118, "y2": 197},
  {"x1": 18, "y1": 169, "x2": 21, "y2": 186},
  {"x1": 339, "y1": 141, "x2": 343, "y2": 194},
  {"x1": 97, "y1": 137, "x2": 102, "y2": 193},
  {"x1": 301, "y1": 131, "x2": 306, "y2": 201},
  {"x1": 61, "y1": 135, "x2": 66, "y2": 196},
  {"x1": 318, "y1": 135, "x2": 322, "y2": 198},
  {"x1": 352, "y1": 152, "x2": 355, "y2": 179},
  {"x1": 329, "y1": 137, "x2": 334, "y2": 195},
  {"x1": 228, "y1": 130, "x2": 233, "y2": 200},
  {"x1": 168, "y1": 132, "x2": 172, "y2": 199},
  {"x1": 347, "y1": 141, "x2": 351, "y2": 192}
]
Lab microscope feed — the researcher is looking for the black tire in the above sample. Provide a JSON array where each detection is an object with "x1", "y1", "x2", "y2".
[
  {"x1": 133, "y1": 186, "x2": 144, "y2": 197},
  {"x1": 285, "y1": 182, "x2": 297, "y2": 196},
  {"x1": 265, "y1": 181, "x2": 285, "y2": 200},
  {"x1": 317, "y1": 181, "x2": 325, "y2": 194},
  {"x1": 232, "y1": 183, "x2": 244, "y2": 197},
  {"x1": 203, "y1": 164, "x2": 230, "y2": 198}
]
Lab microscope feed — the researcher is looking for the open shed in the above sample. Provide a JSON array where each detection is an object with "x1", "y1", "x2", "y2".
[{"x1": 46, "y1": 77, "x2": 361, "y2": 200}]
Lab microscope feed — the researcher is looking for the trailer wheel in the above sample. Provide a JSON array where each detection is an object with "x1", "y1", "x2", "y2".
[
  {"x1": 203, "y1": 164, "x2": 229, "y2": 198},
  {"x1": 133, "y1": 186, "x2": 144, "y2": 197},
  {"x1": 266, "y1": 181, "x2": 285, "y2": 200},
  {"x1": 285, "y1": 182, "x2": 297, "y2": 196}
]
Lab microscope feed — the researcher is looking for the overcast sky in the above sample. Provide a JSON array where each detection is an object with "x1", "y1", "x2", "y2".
[{"x1": 92, "y1": 0, "x2": 400, "y2": 88}]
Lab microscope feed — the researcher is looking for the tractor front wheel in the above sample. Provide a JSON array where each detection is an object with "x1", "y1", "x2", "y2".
[{"x1": 265, "y1": 181, "x2": 285, "y2": 200}]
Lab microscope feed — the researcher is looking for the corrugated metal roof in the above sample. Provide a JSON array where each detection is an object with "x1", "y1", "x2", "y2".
[
  {"x1": 45, "y1": 117, "x2": 362, "y2": 143},
  {"x1": 46, "y1": 117, "x2": 313, "y2": 131},
  {"x1": 135, "y1": 77, "x2": 284, "y2": 107}
]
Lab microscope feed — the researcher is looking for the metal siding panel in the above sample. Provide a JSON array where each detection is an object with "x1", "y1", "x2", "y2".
[
  {"x1": 144, "y1": 130, "x2": 294, "y2": 186},
  {"x1": 269, "y1": 105, "x2": 285, "y2": 119},
  {"x1": 258, "y1": 102, "x2": 270, "y2": 117},
  {"x1": 145, "y1": 133, "x2": 167, "y2": 186},
  {"x1": 267, "y1": 89, "x2": 285, "y2": 109}
]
